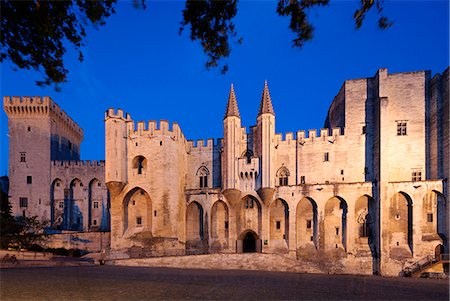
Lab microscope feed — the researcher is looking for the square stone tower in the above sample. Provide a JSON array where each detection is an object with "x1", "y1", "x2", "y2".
[{"x1": 3, "y1": 96, "x2": 83, "y2": 220}]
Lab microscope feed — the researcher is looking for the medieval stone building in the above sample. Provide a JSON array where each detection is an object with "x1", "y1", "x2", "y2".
[
  {"x1": 3, "y1": 67, "x2": 448, "y2": 276},
  {"x1": 3, "y1": 96, "x2": 109, "y2": 232},
  {"x1": 105, "y1": 68, "x2": 449, "y2": 276}
]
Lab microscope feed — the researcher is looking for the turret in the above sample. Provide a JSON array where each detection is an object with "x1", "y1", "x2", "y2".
[
  {"x1": 223, "y1": 84, "x2": 242, "y2": 196},
  {"x1": 256, "y1": 81, "x2": 276, "y2": 202},
  {"x1": 105, "y1": 108, "x2": 130, "y2": 189}
]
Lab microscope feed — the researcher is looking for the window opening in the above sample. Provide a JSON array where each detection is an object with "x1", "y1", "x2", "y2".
[
  {"x1": 19, "y1": 197, "x2": 28, "y2": 208},
  {"x1": 277, "y1": 166, "x2": 290, "y2": 186},
  {"x1": 412, "y1": 171, "x2": 422, "y2": 181},
  {"x1": 397, "y1": 121, "x2": 407, "y2": 136},
  {"x1": 27, "y1": 176, "x2": 32, "y2": 184}
]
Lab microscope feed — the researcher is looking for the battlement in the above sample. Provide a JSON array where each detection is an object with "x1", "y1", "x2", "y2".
[
  {"x1": 274, "y1": 127, "x2": 345, "y2": 144},
  {"x1": 187, "y1": 138, "x2": 222, "y2": 152},
  {"x1": 105, "y1": 108, "x2": 132, "y2": 121},
  {"x1": 4, "y1": 96, "x2": 83, "y2": 139},
  {"x1": 127, "y1": 119, "x2": 186, "y2": 142},
  {"x1": 52, "y1": 160, "x2": 105, "y2": 167}
]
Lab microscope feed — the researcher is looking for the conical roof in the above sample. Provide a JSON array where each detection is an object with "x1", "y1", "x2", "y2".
[
  {"x1": 224, "y1": 84, "x2": 240, "y2": 119},
  {"x1": 258, "y1": 80, "x2": 275, "y2": 116}
]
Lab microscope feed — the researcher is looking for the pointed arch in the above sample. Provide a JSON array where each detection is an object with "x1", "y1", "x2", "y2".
[
  {"x1": 423, "y1": 190, "x2": 447, "y2": 240},
  {"x1": 88, "y1": 178, "x2": 102, "y2": 230},
  {"x1": 355, "y1": 195, "x2": 376, "y2": 241},
  {"x1": 276, "y1": 166, "x2": 290, "y2": 186},
  {"x1": 237, "y1": 195, "x2": 262, "y2": 240},
  {"x1": 296, "y1": 197, "x2": 318, "y2": 249},
  {"x1": 269, "y1": 198, "x2": 289, "y2": 251},
  {"x1": 123, "y1": 187, "x2": 152, "y2": 235},
  {"x1": 389, "y1": 191, "x2": 413, "y2": 256},
  {"x1": 186, "y1": 201, "x2": 204, "y2": 241},
  {"x1": 241, "y1": 149, "x2": 254, "y2": 164},
  {"x1": 50, "y1": 178, "x2": 64, "y2": 228},
  {"x1": 324, "y1": 196, "x2": 348, "y2": 251},
  {"x1": 68, "y1": 178, "x2": 84, "y2": 231},
  {"x1": 196, "y1": 166, "x2": 209, "y2": 188},
  {"x1": 211, "y1": 200, "x2": 229, "y2": 245}
]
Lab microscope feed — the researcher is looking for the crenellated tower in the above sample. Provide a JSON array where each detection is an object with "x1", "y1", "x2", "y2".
[
  {"x1": 256, "y1": 82, "x2": 276, "y2": 201},
  {"x1": 3, "y1": 96, "x2": 83, "y2": 219},
  {"x1": 105, "y1": 108, "x2": 130, "y2": 192}
]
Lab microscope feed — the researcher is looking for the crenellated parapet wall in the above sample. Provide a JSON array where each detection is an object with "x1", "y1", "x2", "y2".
[
  {"x1": 52, "y1": 160, "x2": 105, "y2": 167},
  {"x1": 187, "y1": 138, "x2": 222, "y2": 153},
  {"x1": 4, "y1": 96, "x2": 83, "y2": 141},
  {"x1": 105, "y1": 108, "x2": 132, "y2": 121},
  {"x1": 274, "y1": 127, "x2": 345, "y2": 145},
  {"x1": 51, "y1": 160, "x2": 105, "y2": 186},
  {"x1": 127, "y1": 120, "x2": 186, "y2": 143}
]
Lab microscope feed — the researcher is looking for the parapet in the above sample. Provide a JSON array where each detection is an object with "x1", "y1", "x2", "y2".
[
  {"x1": 4, "y1": 96, "x2": 83, "y2": 139},
  {"x1": 105, "y1": 108, "x2": 132, "y2": 121},
  {"x1": 52, "y1": 160, "x2": 105, "y2": 167},
  {"x1": 275, "y1": 127, "x2": 345, "y2": 145},
  {"x1": 187, "y1": 138, "x2": 222, "y2": 152},
  {"x1": 127, "y1": 119, "x2": 186, "y2": 142}
]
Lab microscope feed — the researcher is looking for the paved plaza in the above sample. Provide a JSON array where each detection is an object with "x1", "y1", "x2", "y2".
[{"x1": 1, "y1": 266, "x2": 449, "y2": 300}]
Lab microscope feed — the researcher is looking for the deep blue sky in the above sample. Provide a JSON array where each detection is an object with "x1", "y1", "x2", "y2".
[{"x1": 1, "y1": 0, "x2": 449, "y2": 175}]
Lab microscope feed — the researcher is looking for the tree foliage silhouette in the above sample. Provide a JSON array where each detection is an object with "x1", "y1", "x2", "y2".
[{"x1": 1, "y1": 0, "x2": 391, "y2": 89}]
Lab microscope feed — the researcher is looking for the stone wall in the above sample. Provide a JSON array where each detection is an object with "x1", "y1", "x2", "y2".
[{"x1": 42, "y1": 232, "x2": 110, "y2": 253}]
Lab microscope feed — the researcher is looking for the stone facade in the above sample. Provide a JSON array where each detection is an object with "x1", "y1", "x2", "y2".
[
  {"x1": 3, "y1": 96, "x2": 109, "y2": 232},
  {"x1": 4, "y1": 67, "x2": 448, "y2": 277},
  {"x1": 105, "y1": 68, "x2": 449, "y2": 276}
]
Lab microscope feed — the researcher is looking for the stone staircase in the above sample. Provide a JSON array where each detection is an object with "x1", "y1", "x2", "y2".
[
  {"x1": 402, "y1": 254, "x2": 449, "y2": 278},
  {"x1": 107, "y1": 253, "x2": 322, "y2": 273}
]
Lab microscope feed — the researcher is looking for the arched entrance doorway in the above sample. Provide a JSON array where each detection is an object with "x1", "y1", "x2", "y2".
[
  {"x1": 243, "y1": 232, "x2": 257, "y2": 253},
  {"x1": 238, "y1": 230, "x2": 261, "y2": 253}
]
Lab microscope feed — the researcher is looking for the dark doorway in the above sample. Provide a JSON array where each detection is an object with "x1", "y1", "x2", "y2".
[
  {"x1": 243, "y1": 232, "x2": 256, "y2": 253},
  {"x1": 435, "y1": 244, "x2": 444, "y2": 259}
]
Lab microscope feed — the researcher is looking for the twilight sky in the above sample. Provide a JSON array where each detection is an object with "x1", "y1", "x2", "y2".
[{"x1": 1, "y1": 0, "x2": 449, "y2": 175}]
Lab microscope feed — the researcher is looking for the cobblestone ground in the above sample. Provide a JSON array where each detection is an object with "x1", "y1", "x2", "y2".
[{"x1": 1, "y1": 266, "x2": 449, "y2": 300}]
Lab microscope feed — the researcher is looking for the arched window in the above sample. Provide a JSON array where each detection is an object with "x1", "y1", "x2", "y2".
[
  {"x1": 196, "y1": 166, "x2": 210, "y2": 188},
  {"x1": 132, "y1": 156, "x2": 147, "y2": 175},
  {"x1": 241, "y1": 150, "x2": 253, "y2": 164},
  {"x1": 276, "y1": 166, "x2": 290, "y2": 186}
]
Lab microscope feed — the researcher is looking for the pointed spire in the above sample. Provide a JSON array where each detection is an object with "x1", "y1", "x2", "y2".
[
  {"x1": 224, "y1": 83, "x2": 241, "y2": 119},
  {"x1": 258, "y1": 80, "x2": 275, "y2": 116}
]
